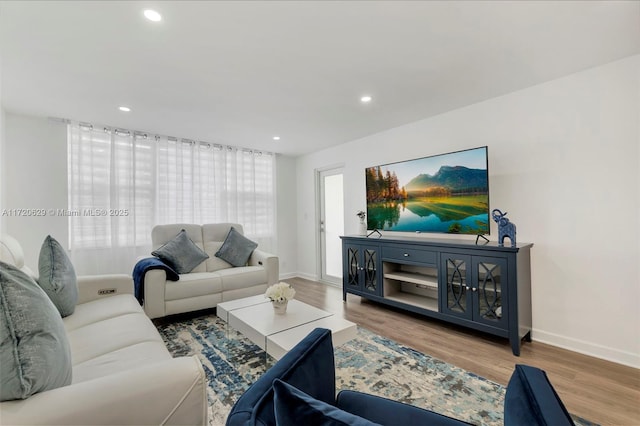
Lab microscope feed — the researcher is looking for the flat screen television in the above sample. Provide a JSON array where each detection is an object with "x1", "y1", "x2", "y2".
[{"x1": 365, "y1": 146, "x2": 489, "y2": 235}]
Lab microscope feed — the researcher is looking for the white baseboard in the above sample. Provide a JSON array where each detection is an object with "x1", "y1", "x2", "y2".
[
  {"x1": 290, "y1": 273, "x2": 339, "y2": 288},
  {"x1": 298, "y1": 272, "x2": 319, "y2": 281},
  {"x1": 320, "y1": 280, "x2": 341, "y2": 288},
  {"x1": 278, "y1": 272, "x2": 298, "y2": 280},
  {"x1": 533, "y1": 328, "x2": 640, "y2": 369},
  {"x1": 282, "y1": 272, "x2": 318, "y2": 282}
]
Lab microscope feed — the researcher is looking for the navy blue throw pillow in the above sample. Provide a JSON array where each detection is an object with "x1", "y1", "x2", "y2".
[{"x1": 273, "y1": 379, "x2": 380, "y2": 426}]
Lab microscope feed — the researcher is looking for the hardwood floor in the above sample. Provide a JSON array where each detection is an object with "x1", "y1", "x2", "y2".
[{"x1": 286, "y1": 277, "x2": 640, "y2": 426}]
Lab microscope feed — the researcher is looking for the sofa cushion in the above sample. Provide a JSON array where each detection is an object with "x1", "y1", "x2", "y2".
[
  {"x1": 273, "y1": 379, "x2": 379, "y2": 426},
  {"x1": 0, "y1": 262, "x2": 73, "y2": 401},
  {"x1": 63, "y1": 294, "x2": 146, "y2": 332},
  {"x1": 336, "y1": 390, "x2": 470, "y2": 425},
  {"x1": 215, "y1": 227, "x2": 258, "y2": 267},
  {"x1": 204, "y1": 241, "x2": 233, "y2": 272},
  {"x1": 0, "y1": 234, "x2": 34, "y2": 279},
  {"x1": 504, "y1": 364, "x2": 574, "y2": 426},
  {"x1": 66, "y1": 312, "x2": 166, "y2": 364},
  {"x1": 217, "y1": 266, "x2": 266, "y2": 292},
  {"x1": 0, "y1": 234, "x2": 23, "y2": 266},
  {"x1": 152, "y1": 229, "x2": 209, "y2": 274},
  {"x1": 202, "y1": 222, "x2": 243, "y2": 242},
  {"x1": 165, "y1": 272, "x2": 223, "y2": 301},
  {"x1": 38, "y1": 235, "x2": 78, "y2": 317},
  {"x1": 72, "y1": 340, "x2": 171, "y2": 384}
]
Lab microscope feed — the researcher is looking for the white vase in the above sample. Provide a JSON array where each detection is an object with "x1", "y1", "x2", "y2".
[
  {"x1": 272, "y1": 300, "x2": 288, "y2": 314},
  {"x1": 358, "y1": 221, "x2": 367, "y2": 236}
]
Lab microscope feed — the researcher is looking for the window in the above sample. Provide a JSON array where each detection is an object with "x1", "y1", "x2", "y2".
[{"x1": 67, "y1": 123, "x2": 276, "y2": 274}]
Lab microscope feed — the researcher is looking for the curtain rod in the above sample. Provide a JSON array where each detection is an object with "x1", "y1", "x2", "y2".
[{"x1": 48, "y1": 116, "x2": 274, "y2": 156}]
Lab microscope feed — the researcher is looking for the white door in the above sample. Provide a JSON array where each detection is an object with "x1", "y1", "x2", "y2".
[{"x1": 319, "y1": 168, "x2": 344, "y2": 285}]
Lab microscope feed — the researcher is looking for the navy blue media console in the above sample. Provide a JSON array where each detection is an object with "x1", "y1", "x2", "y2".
[{"x1": 341, "y1": 235, "x2": 533, "y2": 355}]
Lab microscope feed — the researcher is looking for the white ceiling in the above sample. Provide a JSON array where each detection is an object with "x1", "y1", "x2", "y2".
[{"x1": 1, "y1": 1, "x2": 638, "y2": 157}]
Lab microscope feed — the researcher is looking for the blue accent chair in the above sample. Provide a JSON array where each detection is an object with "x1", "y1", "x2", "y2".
[{"x1": 226, "y1": 328, "x2": 574, "y2": 426}]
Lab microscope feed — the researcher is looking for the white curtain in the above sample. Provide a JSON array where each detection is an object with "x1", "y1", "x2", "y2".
[{"x1": 67, "y1": 123, "x2": 276, "y2": 275}]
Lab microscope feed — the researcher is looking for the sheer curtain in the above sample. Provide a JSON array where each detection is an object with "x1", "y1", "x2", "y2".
[{"x1": 67, "y1": 123, "x2": 276, "y2": 275}]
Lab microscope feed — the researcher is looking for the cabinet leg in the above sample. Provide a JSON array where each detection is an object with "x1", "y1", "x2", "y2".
[
  {"x1": 511, "y1": 339, "x2": 521, "y2": 356},
  {"x1": 523, "y1": 331, "x2": 532, "y2": 342}
]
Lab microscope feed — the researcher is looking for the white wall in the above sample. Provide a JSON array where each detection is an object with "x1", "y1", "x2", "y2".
[
  {"x1": 296, "y1": 55, "x2": 640, "y2": 367},
  {"x1": 0, "y1": 105, "x2": 4, "y2": 235},
  {"x1": 0, "y1": 41, "x2": 5, "y2": 234},
  {"x1": 4, "y1": 115, "x2": 68, "y2": 268},
  {"x1": 275, "y1": 154, "x2": 298, "y2": 278},
  {"x1": 1, "y1": 113, "x2": 299, "y2": 278}
]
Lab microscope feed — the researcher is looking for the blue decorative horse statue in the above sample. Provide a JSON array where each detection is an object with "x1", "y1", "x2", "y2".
[{"x1": 492, "y1": 209, "x2": 516, "y2": 247}]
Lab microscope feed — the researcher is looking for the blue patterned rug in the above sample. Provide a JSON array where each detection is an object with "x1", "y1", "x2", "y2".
[{"x1": 155, "y1": 311, "x2": 593, "y2": 426}]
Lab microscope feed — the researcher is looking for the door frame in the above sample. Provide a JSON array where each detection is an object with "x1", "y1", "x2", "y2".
[{"x1": 315, "y1": 164, "x2": 344, "y2": 286}]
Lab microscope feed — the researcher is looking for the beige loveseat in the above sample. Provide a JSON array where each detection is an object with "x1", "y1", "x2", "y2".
[
  {"x1": 143, "y1": 223, "x2": 279, "y2": 319},
  {"x1": 0, "y1": 235, "x2": 207, "y2": 425}
]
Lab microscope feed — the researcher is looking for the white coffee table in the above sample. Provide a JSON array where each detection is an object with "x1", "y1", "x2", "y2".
[{"x1": 217, "y1": 295, "x2": 357, "y2": 360}]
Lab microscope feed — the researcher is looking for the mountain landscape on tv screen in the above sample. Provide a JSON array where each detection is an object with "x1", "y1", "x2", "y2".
[{"x1": 405, "y1": 166, "x2": 488, "y2": 195}]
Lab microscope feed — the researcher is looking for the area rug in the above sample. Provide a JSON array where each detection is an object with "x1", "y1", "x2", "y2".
[{"x1": 155, "y1": 312, "x2": 592, "y2": 426}]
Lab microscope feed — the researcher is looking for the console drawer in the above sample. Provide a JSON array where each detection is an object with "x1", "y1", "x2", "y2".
[{"x1": 382, "y1": 246, "x2": 436, "y2": 265}]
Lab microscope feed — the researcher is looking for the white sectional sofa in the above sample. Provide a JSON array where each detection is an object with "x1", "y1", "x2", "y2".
[
  {"x1": 0, "y1": 235, "x2": 207, "y2": 425},
  {"x1": 142, "y1": 223, "x2": 279, "y2": 319}
]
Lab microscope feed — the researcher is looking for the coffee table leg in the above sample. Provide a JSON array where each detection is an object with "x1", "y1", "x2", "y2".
[{"x1": 264, "y1": 337, "x2": 268, "y2": 367}]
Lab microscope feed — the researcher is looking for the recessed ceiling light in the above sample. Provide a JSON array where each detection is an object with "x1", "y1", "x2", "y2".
[
  {"x1": 144, "y1": 9, "x2": 162, "y2": 22},
  {"x1": 360, "y1": 95, "x2": 373, "y2": 103},
  {"x1": 119, "y1": 106, "x2": 131, "y2": 112},
  {"x1": 273, "y1": 136, "x2": 281, "y2": 141}
]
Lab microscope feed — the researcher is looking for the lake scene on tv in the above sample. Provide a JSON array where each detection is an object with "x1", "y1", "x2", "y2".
[{"x1": 366, "y1": 147, "x2": 489, "y2": 235}]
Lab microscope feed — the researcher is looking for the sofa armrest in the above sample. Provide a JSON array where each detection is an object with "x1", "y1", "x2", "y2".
[
  {"x1": 143, "y1": 268, "x2": 168, "y2": 319},
  {"x1": 249, "y1": 249, "x2": 279, "y2": 285},
  {"x1": 504, "y1": 364, "x2": 575, "y2": 426},
  {"x1": 336, "y1": 390, "x2": 472, "y2": 426},
  {"x1": 0, "y1": 356, "x2": 207, "y2": 425},
  {"x1": 76, "y1": 274, "x2": 133, "y2": 304}
]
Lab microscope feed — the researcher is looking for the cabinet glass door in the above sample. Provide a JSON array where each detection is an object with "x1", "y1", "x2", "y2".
[
  {"x1": 474, "y1": 258, "x2": 508, "y2": 327},
  {"x1": 362, "y1": 248, "x2": 378, "y2": 294},
  {"x1": 344, "y1": 244, "x2": 379, "y2": 295},
  {"x1": 346, "y1": 246, "x2": 360, "y2": 290},
  {"x1": 442, "y1": 255, "x2": 471, "y2": 318}
]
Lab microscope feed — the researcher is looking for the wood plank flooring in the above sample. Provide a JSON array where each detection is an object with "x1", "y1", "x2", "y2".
[{"x1": 286, "y1": 277, "x2": 640, "y2": 426}]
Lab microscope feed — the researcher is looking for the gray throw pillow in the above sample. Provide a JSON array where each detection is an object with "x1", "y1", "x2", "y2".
[
  {"x1": 0, "y1": 261, "x2": 73, "y2": 401},
  {"x1": 151, "y1": 229, "x2": 209, "y2": 274},
  {"x1": 38, "y1": 235, "x2": 78, "y2": 317},
  {"x1": 215, "y1": 227, "x2": 258, "y2": 267}
]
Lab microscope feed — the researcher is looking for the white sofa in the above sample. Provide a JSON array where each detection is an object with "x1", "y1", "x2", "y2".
[
  {"x1": 0, "y1": 235, "x2": 208, "y2": 425},
  {"x1": 143, "y1": 223, "x2": 279, "y2": 319}
]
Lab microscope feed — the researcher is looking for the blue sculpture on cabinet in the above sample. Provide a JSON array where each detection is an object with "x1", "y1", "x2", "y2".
[{"x1": 492, "y1": 209, "x2": 516, "y2": 247}]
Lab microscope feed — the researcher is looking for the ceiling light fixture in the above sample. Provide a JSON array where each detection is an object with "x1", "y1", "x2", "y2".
[
  {"x1": 273, "y1": 136, "x2": 281, "y2": 141},
  {"x1": 119, "y1": 106, "x2": 131, "y2": 112},
  {"x1": 360, "y1": 95, "x2": 373, "y2": 103},
  {"x1": 143, "y1": 9, "x2": 162, "y2": 22}
]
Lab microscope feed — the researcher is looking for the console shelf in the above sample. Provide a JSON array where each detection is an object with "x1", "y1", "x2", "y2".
[
  {"x1": 384, "y1": 271, "x2": 438, "y2": 289},
  {"x1": 384, "y1": 292, "x2": 439, "y2": 312},
  {"x1": 341, "y1": 235, "x2": 533, "y2": 356}
]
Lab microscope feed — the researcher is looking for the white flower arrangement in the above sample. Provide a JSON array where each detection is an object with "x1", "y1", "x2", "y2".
[{"x1": 265, "y1": 282, "x2": 296, "y2": 303}]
